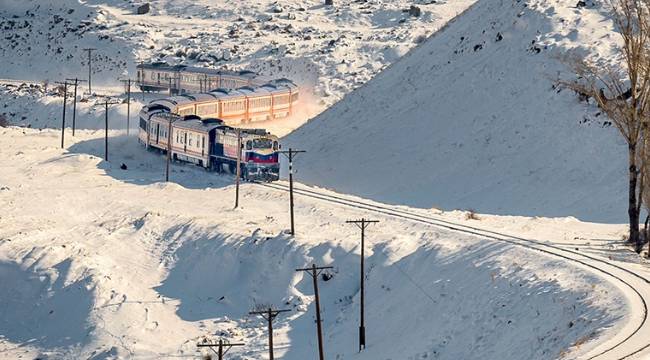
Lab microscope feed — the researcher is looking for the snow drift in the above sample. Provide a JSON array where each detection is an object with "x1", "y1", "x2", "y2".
[{"x1": 285, "y1": 0, "x2": 627, "y2": 223}]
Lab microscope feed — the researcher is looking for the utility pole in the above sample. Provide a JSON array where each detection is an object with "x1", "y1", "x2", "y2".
[
  {"x1": 66, "y1": 78, "x2": 86, "y2": 136},
  {"x1": 95, "y1": 97, "x2": 121, "y2": 161},
  {"x1": 296, "y1": 264, "x2": 334, "y2": 360},
  {"x1": 55, "y1": 81, "x2": 69, "y2": 149},
  {"x1": 119, "y1": 78, "x2": 134, "y2": 135},
  {"x1": 82, "y1": 48, "x2": 96, "y2": 94},
  {"x1": 157, "y1": 112, "x2": 181, "y2": 182},
  {"x1": 235, "y1": 128, "x2": 242, "y2": 208},
  {"x1": 249, "y1": 308, "x2": 291, "y2": 360},
  {"x1": 346, "y1": 218, "x2": 379, "y2": 352},
  {"x1": 197, "y1": 339, "x2": 244, "y2": 360},
  {"x1": 278, "y1": 148, "x2": 306, "y2": 235}
]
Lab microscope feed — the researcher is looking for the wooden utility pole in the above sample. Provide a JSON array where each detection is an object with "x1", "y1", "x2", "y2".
[
  {"x1": 235, "y1": 128, "x2": 242, "y2": 208},
  {"x1": 197, "y1": 339, "x2": 244, "y2": 360},
  {"x1": 249, "y1": 308, "x2": 291, "y2": 360},
  {"x1": 278, "y1": 148, "x2": 306, "y2": 235},
  {"x1": 66, "y1": 78, "x2": 86, "y2": 136},
  {"x1": 82, "y1": 48, "x2": 96, "y2": 94},
  {"x1": 296, "y1": 264, "x2": 333, "y2": 360},
  {"x1": 95, "y1": 97, "x2": 121, "y2": 161},
  {"x1": 55, "y1": 81, "x2": 69, "y2": 149},
  {"x1": 119, "y1": 78, "x2": 134, "y2": 135},
  {"x1": 157, "y1": 112, "x2": 181, "y2": 182},
  {"x1": 346, "y1": 218, "x2": 379, "y2": 352}
]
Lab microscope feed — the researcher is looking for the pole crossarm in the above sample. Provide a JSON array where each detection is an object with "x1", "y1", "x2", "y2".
[
  {"x1": 249, "y1": 308, "x2": 291, "y2": 320},
  {"x1": 197, "y1": 339, "x2": 244, "y2": 359},
  {"x1": 295, "y1": 265, "x2": 333, "y2": 274}
]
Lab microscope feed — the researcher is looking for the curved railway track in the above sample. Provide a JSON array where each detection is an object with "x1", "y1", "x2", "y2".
[{"x1": 254, "y1": 181, "x2": 650, "y2": 360}]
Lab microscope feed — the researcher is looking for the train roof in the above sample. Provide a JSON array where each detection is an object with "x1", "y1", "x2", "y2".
[
  {"x1": 137, "y1": 63, "x2": 260, "y2": 79},
  {"x1": 173, "y1": 118, "x2": 224, "y2": 132}
]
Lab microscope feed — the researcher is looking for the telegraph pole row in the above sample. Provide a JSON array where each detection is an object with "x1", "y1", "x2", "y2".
[
  {"x1": 296, "y1": 264, "x2": 333, "y2": 360},
  {"x1": 95, "y1": 97, "x2": 121, "y2": 161},
  {"x1": 55, "y1": 81, "x2": 70, "y2": 149},
  {"x1": 249, "y1": 308, "x2": 291, "y2": 360},
  {"x1": 65, "y1": 78, "x2": 86, "y2": 136},
  {"x1": 119, "y1": 78, "x2": 134, "y2": 135},
  {"x1": 278, "y1": 148, "x2": 306, "y2": 235},
  {"x1": 83, "y1": 48, "x2": 96, "y2": 95},
  {"x1": 197, "y1": 339, "x2": 245, "y2": 360},
  {"x1": 346, "y1": 218, "x2": 379, "y2": 352}
]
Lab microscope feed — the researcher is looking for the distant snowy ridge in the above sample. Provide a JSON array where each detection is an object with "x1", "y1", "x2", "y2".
[{"x1": 285, "y1": 0, "x2": 627, "y2": 223}]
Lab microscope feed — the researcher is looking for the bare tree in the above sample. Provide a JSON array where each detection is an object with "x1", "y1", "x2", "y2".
[{"x1": 561, "y1": 0, "x2": 650, "y2": 252}]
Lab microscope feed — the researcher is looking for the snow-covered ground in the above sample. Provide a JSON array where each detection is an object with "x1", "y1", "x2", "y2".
[
  {"x1": 2, "y1": 0, "x2": 650, "y2": 359},
  {"x1": 285, "y1": 0, "x2": 628, "y2": 223},
  {"x1": 0, "y1": 0, "x2": 475, "y2": 113},
  {"x1": 0, "y1": 126, "x2": 641, "y2": 359}
]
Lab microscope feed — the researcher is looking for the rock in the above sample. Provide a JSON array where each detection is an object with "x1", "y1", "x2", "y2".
[
  {"x1": 496, "y1": 32, "x2": 503, "y2": 42},
  {"x1": 120, "y1": 163, "x2": 128, "y2": 170},
  {"x1": 272, "y1": 5, "x2": 283, "y2": 13},
  {"x1": 136, "y1": 3, "x2": 150, "y2": 15},
  {"x1": 409, "y1": 5, "x2": 421, "y2": 17},
  {"x1": 287, "y1": 13, "x2": 296, "y2": 20},
  {"x1": 325, "y1": 0, "x2": 334, "y2": 5},
  {"x1": 576, "y1": 0, "x2": 587, "y2": 8}
]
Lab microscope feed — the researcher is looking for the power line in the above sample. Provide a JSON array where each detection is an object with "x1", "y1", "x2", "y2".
[
  {"x1": 249, "y1": 307, "x2": 291, "y2": 360},
  {"x1": 94, "y1": 97, "x2": 121, "y2": 161},
  {"x1": 82, "y1": 48, "x2": 96, "y2": 94},
  {"x1": 278, "y1": 148, "x2": 306, "y2": 235},
  {"x1": 65, "y1": 78, "x2": 86, "y2": 136},
  {"x1": 54, "y1": 81, "x2": 70, "y2": 149},
  {"x1": 346, "y1": 218, "x2": 379, "y2": 352},
  {"x1": 296, "y1": 264, "x2": 333, "y2": 360}
]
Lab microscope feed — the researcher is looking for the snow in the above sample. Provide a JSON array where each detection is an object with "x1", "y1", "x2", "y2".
[
  {"x1": 285, "y1": 0, "x2": 628, "y2": 223},
  {"x1": 1, "y1": 0, "x2": 650, "y2": 359},
  {"x1": 0, "y1": 126, "x2": 633, "y2": 359},
  {"x1": 0, "y1": 0, "x2": 475, "y2": 114}
]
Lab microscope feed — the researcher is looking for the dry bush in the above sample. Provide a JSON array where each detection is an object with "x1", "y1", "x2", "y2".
[{"x1": 465, "y1": 209, "x2": 480, "y2": 221}]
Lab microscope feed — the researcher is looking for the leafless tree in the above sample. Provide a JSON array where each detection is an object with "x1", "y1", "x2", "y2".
[{"x1": 561, "y1": 0, "x2": 650, "y2": 252}]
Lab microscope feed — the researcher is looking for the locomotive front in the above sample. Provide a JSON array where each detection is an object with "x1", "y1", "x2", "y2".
[{"x1": 243, "y1": 135, "x2": 280, "y2": 181}]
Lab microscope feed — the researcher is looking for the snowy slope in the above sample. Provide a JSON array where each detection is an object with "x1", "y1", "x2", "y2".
[
  {"x1": 285, "y1": 0, "x2": 627, "y2": 223},
  {"x1": 0, "y1": 127, "x2": 629, "y2": 359},
  {"x1": 0, "y1": 0, "x2": 475, "y2": 112}
]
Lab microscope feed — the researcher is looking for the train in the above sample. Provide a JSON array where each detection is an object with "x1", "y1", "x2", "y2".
[
  {"x1": 136, "y1": 63, "x2": 299, "y2": 125},
  {"x1": 138, "y1": 105, "x2": 280, "y2": 182}
]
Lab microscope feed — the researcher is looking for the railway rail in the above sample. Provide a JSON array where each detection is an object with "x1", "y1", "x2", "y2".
[{"x1": 255, "y1": 180, "x2": 650, "y2": 360}]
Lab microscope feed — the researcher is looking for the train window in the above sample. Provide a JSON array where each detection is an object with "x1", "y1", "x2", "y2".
[
  {"x1": 273, "y1": 141, "x2": 278, "y2": 150},
  {"x1": 253, "y1": 138, "x2": 273, "y2": 149},
  {"x1": 189, "y1": 135, "x2": 193, "y2": 146},
  {"x1": 202, "y1": 136, "x2": 205, "y2": 149},
  {"x1": 246, "y1": 141, "x2": 252, "y2": 150}
]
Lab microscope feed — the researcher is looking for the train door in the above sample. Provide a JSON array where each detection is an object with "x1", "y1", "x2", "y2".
[{"x1": 155, "y1": 123, "x2": 160, "y2": 143}]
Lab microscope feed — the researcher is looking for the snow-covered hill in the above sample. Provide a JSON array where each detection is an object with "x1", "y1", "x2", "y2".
[
  {"x1": 0, "y1": 0, "x2": 475, "y2": 111},
  {"x1": 285, "y1": 0, "x2": 627, "y2": 223},
  {"x1": 0, "y1": 127, "x2": 629, "y2": 359}
]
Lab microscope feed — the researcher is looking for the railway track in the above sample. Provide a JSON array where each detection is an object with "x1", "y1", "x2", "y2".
[{"x1": 255, "y1": 180, "x2": 650, "y2": 360}]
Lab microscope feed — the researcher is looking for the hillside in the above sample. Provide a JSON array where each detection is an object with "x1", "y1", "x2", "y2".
[
  {"x1": 0, "y1": 126, "x2": 630, "y2": 359},
  {"x1": 0, "y1": 0, "x2": 475, "y2": 113},
  {"x1": 284, "y1": 0, "x2": 627, "y2": 223}
]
